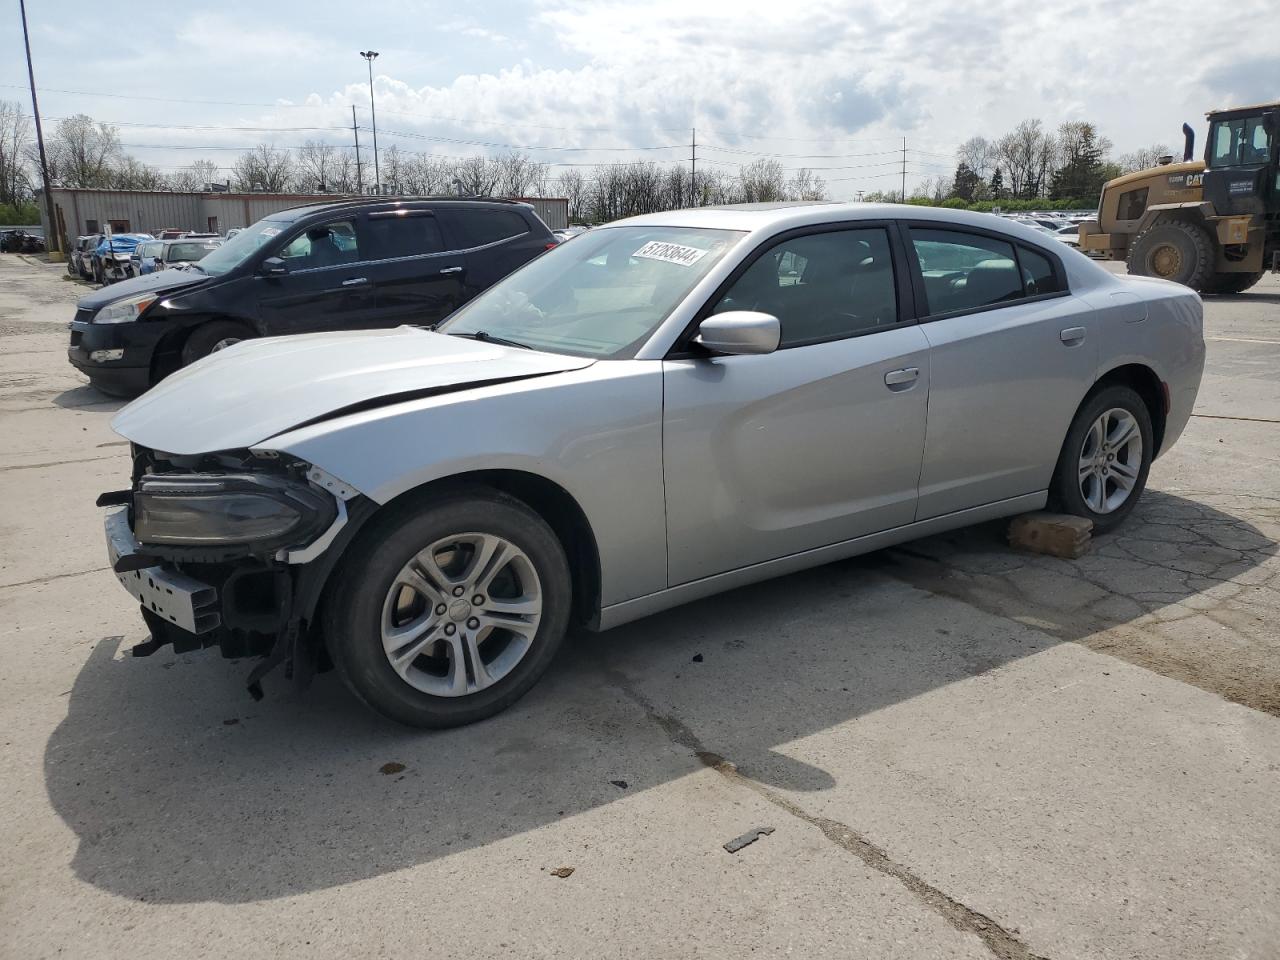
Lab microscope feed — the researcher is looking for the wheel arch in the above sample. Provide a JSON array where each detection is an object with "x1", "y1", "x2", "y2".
[
  {"x1": 354, "y1": 469, "x2": 604, "y2": 629},
  {"x1": 149, "y1": 313, "x2": 258, "y2": 384},
  {"x1": 1087, "y1": 362, "x2": 1168, "y2": 455}
]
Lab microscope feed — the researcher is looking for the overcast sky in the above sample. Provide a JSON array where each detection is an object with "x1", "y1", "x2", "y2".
[{"x1": 6, "y1": 0, "x2": 1278, "y2": 199}]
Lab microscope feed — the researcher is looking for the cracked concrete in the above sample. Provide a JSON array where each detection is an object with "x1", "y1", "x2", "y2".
[{"x1": 1, "y1": 254, "x2": 1279, "y2": 959}]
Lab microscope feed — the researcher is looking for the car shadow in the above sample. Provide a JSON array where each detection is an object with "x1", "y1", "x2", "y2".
[
  {"x1": 51, "y1": 384, "x2": 128, "y2": 411},
  {"x1": 42, "y1": 491, "x2": 1274, "y2": 904}
]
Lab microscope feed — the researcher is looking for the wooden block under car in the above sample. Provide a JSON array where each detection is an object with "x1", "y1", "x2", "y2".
[{"x1": 1007, "y1": 512, "x2": 1093, "y2": 559}]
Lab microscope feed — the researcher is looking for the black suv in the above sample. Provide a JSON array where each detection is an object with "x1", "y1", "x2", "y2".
[{"x1": 67, "y1": 197, "x2": 557, "y2": 395}]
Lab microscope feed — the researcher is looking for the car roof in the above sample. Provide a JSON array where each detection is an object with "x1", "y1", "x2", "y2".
[
  {"x1": 607, "y1": 201, "x2": 1068, "y2": 246},
  {"x1": 266, "y1": 196, "x2": 536, "y2": 222}
]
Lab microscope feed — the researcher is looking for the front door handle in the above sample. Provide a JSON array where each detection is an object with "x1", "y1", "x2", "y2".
[
  {"x1": 341, "y1": 277, "x2": 369, "y2": 286},
  {"x1": 1060, "y1": 326, "x2": 1086, "y2": 345},
  {"x1": 439, "y1": 266, "x2": 464, "y2": 275},
  {"x1": 884, "y1": 366, "x2": 920, "y2": 389}
]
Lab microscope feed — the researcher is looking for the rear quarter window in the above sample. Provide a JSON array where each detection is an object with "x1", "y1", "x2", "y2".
[{"x1": 446, "y1": 209, "x2": 530, "y2": 249}]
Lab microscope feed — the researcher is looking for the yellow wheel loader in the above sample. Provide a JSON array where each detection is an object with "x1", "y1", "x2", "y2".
[{"x1": 1079, "y1": 101, "x2": 1279, "y2": 293}]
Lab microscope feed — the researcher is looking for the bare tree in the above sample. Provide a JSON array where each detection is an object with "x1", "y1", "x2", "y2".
[
  {"x1": 1117, "y1": 144, "x2": 1173, "y2": 173},
  {"x1": 165, "y1": 159, "x2": 220, "y2": 192},
  {"x1": 786, "y1": 167, "x2": 828, "y2": 201},
  {"x1": 738, "y1": 159, "x2": 787, "y2": 202},
  {"x1": 996, "y1": 119, "x2": 1057, "y2": 199},
  {"x1": 956, "y1": 136, "x2": 997, "y2": 182},
  {"x1": 451, "y1": 155, "x2": 502, "y2": 195},
  {"x1": 0, "y1": 100, "x2": 32, "y2": 206},
  {"x1": 493, "y1": 153, "x2": 548, "y2": 197},
  {"x1": 44, "y1": 114, "x2": 121, "y2": 187},
  {"x1": 295, "y1": 140, "x2": 341, "y2": 192},
  {"x1": 111, "y1": 156, "x2": 166, "y2": 190},
  {"x1": 557, "y1": 168, "x2": 588, "y2": 221},
  {"x1": 231, "y1": 145, "x2": 295, "y2": 192}
]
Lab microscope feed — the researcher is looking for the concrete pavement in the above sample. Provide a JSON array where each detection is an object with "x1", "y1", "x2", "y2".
[{"x1": 1, "y1": 254, "x2": 1278, "y2": 959}]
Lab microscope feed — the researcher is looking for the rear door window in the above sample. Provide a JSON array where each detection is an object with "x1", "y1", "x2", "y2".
[
  {"x1": 443, "y1": 209, "x2": 529, "y2": 249},
  {"x1": 908, "y1": 228, "x2": 1022, "y2": 315},
  {"x1": 364, "y1": 212, "x2": 447, "y2": 260}
]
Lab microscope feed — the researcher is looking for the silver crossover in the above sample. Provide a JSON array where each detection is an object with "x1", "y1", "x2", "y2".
[{"x1": 103, "y1": 203, "x2": 1205, "y2": 726}]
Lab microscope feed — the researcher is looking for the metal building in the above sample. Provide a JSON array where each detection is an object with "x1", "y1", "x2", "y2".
[
  {"x1": 37, "y1": 188, "x2": 570, "y2": 247},
  {"x1": 35, "y1": 188, "x2": 345, "y2": 249}
]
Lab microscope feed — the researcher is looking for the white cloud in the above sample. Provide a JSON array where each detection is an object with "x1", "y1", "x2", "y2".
[{"x1": 17, "y1": 0, "x2": 1277, "y2": 198}]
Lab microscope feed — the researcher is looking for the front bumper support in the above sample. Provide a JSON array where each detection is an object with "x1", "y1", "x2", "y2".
[{"x1": 106, "y1": 508, "x2": 221, "y2": 634}]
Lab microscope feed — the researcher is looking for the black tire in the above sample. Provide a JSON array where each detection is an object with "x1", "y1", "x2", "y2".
[
  {"x1": 1050, "y1": 384, "x2": 1154, "y2": 534},
  {"x1": 180, "y1": 319, "x2": 254, "y2": 367},
  {"x1": 1126, "y1": 220, "x2": 1214, "y2": 290},
  {"x1": 323, "y1": 489, "x2": 572, "y2": 728},
  {"x1": 1200, "y1": 271, "x2": 1264, "y2": 296}
]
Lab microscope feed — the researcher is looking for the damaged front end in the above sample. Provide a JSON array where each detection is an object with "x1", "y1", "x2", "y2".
[{"x1": 101, "y1": 444, "x2": 373, "y2": 698}]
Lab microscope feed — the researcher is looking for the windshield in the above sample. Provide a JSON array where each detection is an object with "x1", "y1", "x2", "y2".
[
  {"x1": 168, "y1": 241, "x2": 220, "y2": 262},
  {"x1": 196, "y1": 218, "x2": 289, "y2": 276},
  {"x1": 1209, "y1": 116, "x2": 1272, "y2": 167},
  {"x1": 438, "y1": 225, "x2": 746, "y2": 359}
]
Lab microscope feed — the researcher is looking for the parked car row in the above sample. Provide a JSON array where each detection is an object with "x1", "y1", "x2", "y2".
[
  {"x1": 67, "y1": 230, "x2": 227, "y2": 284},
  {"x1": 94, "y1": 200, "x2": 1204, "y2": 727},
  {"x1": 996, "y1": 211, "x2": 1097, "y2": 252},
  {"x1": 68, "y1": 197, "x2": 558, "y2": 395}
]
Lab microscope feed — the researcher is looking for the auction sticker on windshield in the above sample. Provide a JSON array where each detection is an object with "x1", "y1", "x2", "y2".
[{"x1": 633, "y1": 240, "x2": 708, "y2": 266}]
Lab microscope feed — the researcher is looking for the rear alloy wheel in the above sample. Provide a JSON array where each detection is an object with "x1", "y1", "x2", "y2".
[
  {"x1": 325, "y1": 491, "x2": 572, "y2": 728},
  {"x1": 1051, "y1": 384, "x2": 1153, "y2": 534},
  {"x1": 1127, "y1": 220, "x2": 1214, "y2": 290}
]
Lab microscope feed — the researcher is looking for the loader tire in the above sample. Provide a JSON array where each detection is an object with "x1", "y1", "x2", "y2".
[
  {"x1": 1127, "y1": 221, "x2": 1215, "y2": 291},
  {"x1": 1199, "y1": 271, "x2": 1264, "y2": 296}
]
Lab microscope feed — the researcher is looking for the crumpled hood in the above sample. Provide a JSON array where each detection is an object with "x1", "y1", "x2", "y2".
[{"x1": 112, "y1": 327, "x2": 595, "y2": 455}]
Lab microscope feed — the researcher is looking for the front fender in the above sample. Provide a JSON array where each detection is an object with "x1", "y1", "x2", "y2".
[{"x1": 258, "y1": 362, "x2": 667, "y2": 607}]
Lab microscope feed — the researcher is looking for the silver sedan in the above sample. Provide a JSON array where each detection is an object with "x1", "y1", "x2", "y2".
[{"x1": 105, "y1": 202, "x2": 1205, "y2": 727}]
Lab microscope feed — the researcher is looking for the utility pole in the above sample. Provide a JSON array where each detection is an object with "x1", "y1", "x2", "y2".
[
  {"x1": 690, "y1": 127, "x2": 697, "y2": 208},
  {"x1": 359, "y1": 51, "x2": 380, "y2": 194},
  {"x1": 352, "y1": 105, "x2": 363, "y2": 195},
  {"x1": 900, "y1": 137, "x2": 907, "y2": 203},
  {"x1": 19, "y1": 0, "x2": 59, "y2": 257}
]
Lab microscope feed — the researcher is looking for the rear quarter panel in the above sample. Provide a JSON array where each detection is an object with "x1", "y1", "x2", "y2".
[{"x1": 1085, "y1": 276, "x2": 1204, "y2": 456}]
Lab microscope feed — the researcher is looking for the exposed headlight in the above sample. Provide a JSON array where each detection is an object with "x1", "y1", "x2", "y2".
[
  {"x1": 94, "y1": 293, "x2": 158, "y2": 324},
  {"x1": 134, "y1": 473, "x2": 335, "y2": 549}
]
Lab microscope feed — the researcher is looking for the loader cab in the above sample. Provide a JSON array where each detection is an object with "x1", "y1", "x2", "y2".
[{"x1": 1203, "y1": 105, "x2": 1280, "y2": 218}]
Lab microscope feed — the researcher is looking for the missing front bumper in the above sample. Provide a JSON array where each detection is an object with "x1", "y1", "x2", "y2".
[{"x1": 105, "y1": 508, "x2": 221, "y2": 634}]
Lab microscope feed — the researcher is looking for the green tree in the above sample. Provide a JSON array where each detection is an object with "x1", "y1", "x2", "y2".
[
  {"x1": 1051, "y1": 122, "x2": 1108, "y2": 201},
  {"x1": 951, "y1": 161, "x2": 981, "y2": 202},
  {"x1": 989, "y1": 167, "x2": 1005, "y2": 198}
]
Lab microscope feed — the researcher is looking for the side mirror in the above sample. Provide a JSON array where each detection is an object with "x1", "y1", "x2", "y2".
[
  {"x1": 694, "y1": 311, "x2": 780, "y2": 356},
  {"x1": 260, "y1": 257, "x2": 288, "y2": 277}
]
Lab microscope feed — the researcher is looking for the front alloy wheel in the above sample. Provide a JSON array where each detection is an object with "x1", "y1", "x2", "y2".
[
  {"x1": 325, "y1": 490, "x2": 571, "y2": 728},
  {"x1": 381, "y1": 533, "x2": 542, "y2": 697}
]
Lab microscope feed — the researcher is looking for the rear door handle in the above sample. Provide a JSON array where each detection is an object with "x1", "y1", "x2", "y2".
[
  {"x1": 884, "y1": 366, "x2": 920, "y2": 389},
  {"x1": 1060, "y1": 326, "x2": 1086, "y2": 345},
  {"x1": 341, "y1": 277, "x2": 369, "y2": 286},
  {"x1": 439, "y1": 266, "x2": 464, "y2": 275}
]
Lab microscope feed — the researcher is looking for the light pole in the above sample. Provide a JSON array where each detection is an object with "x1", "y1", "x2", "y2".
[
  {"x1": 359, "y1": 50, "x2": 380, "y2": 194},
  {"x1": 19, "y1": 0, "x2": 60, "y2": 257}
]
